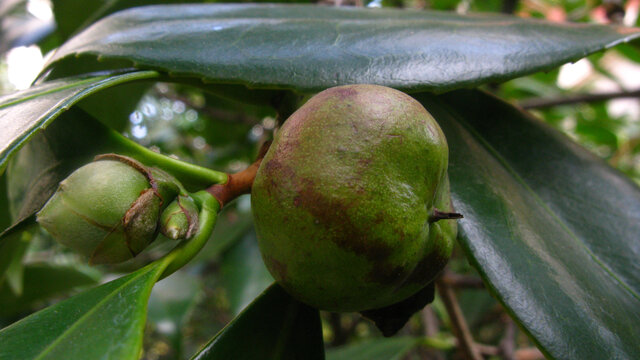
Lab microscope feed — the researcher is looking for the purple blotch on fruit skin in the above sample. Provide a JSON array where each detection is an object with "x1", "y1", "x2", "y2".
[{"x1": 251, "y1": 84, "x2": 459, "y2": 312}]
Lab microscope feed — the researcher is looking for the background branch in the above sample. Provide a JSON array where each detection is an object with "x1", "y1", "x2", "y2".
[
  {"x1": 436, "y1": 278, "x2": 483, "y2": 360},
  {"x1": 518, "y1": 88, "x2": 640, "y2": 109}
]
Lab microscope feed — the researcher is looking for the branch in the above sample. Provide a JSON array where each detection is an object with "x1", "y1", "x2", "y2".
[
  {"x1": 475, "y1": 344, "x2": 544, "y2": 360},
  {"x1": 514, "y1": 347, "x2": 545, "y2": 360},
  {"x1": 206, "y1": 141, "x2": 270, "y2": 208},
  {"x1": 499, "y1": 316, "x2": 516, "y2": 360},
  {"x1": 440, "y1": 272, "x2": 485, "y2": 289},
  {"x1": 609, "y1": 136, "x2": 640, "y2": 167},
  {"x1": 421, "y1": 307, "x2": 445, "y2": 360},
  {"x1": 518, "y1": 88, "x2": 640, "y2": 109},
  {"x1": 435, "y1": 279, "x2": 483, "y2": 360}
]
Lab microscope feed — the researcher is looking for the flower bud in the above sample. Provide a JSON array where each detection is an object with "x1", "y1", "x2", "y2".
[
  {"x1": 159, "y1": 195, "x2": 199, "y2": 240},
  {"x1": 36, "y1": 155, "x2": 180, "y2": 264}
]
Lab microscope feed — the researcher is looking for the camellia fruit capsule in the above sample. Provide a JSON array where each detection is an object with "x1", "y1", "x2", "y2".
[
  {"x1": 37, "y1": 155, "x2": 180, "y2": 264},
  {"x1": 251, "y1": 85, "x2": 460, "y2": 312}
]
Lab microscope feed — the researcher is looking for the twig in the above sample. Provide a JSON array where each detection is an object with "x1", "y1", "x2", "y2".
[
  {"x1": 514, "y1": 347, "x2": 545, "y2": 360},
  {"x1": 440, "y1": 272, "x2": 485, "y2": 289},
  {"x1": 475, "y1": 343, "x2": 500, "y2": 356},
  {"x1": 206, "y1": 141, "x2": 270, "y2": 207},
  {"x1": 499, "y1": 316, "x2": 516, "y2": 360},
  {"x1": 421, "y1": 307, "x2": 445, "y2": 360},
  {"x1": 609, "y1": 136, "x2": 640, "y2": 167},
  {"x1": 518, "y1": 88, "x2": 640, "y2": 109},
  {"x1": 474, "y1": 344, "x2": 544, "y2": 360},
  {"x1": 435, "y1": 279, "x2": 483, "y2": 360}
]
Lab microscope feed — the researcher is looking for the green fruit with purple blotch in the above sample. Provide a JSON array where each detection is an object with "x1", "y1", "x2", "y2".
[{"x1": 251, "y1": 85, "x2": 460, "y2": 312}]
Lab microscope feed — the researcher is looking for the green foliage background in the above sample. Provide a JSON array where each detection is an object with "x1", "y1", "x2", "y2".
[{"x1": 0, "y1": 0, "x2": 639, "y2": 360}]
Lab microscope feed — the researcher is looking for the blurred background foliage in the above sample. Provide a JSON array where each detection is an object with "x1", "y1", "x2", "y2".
[{"x1": 1, "y1": 0, "x2": 638, "y2": 359}]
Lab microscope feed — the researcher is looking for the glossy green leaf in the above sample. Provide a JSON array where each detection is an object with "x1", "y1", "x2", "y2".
[
  {"x1": 4, "y1": 108, "x2": 117, "y2": 228},
  {"x1": 1, "y1": 80, "x2": 219, "y2": 245},
  {"x1": 0, "y1": 259, "x2": 168, "y2": 360},
  {"x1": 220, "y1": 227, "x2": 273, "y2": 315},
  {"x1": 0, "y1": 174, "x2": 10, "y2": 231},
  {"x1": 0, "y1": 263, "x2": 100, "y2": 318},
  {"x1": 44, "y1": 4, "x2": 640, "y2": 93},
  {"x1": 192, "y1": 284, "x2": 324, "y2": 360},
  {"x1": 51, "y1": 0, "x2": 195, "y2": 45},
  {"x1": 0, "y1": 225, "x2": 31, "y2": 290},
  {"x1": 326, "y1": 337, "x2": 418, "y2": 360},
  {"x1": 0, "y1": 106, "x2": 146, "y2": 252},
  {"x1": 0, "y1": 70, "x2": 159, "y2": 173},
  {"x1": 413, "y1": 90, "x2": 640, "y2": 360}
]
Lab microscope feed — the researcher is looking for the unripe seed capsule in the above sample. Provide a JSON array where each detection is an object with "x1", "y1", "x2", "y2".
[{"x1": 37, "y1": 155, "x2": 181, "y2": 264}]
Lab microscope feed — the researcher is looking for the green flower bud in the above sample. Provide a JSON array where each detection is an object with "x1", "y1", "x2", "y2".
[
  {"x1": 159, "y1": 195, "x2": 199, "y2": 240},
  {"x1": 36, "y1": 154, "x2": 180, "y2": 264}
]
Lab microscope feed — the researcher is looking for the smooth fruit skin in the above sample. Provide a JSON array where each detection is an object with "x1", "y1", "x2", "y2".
[
  {"x1": 37, "y1": 158, "x2": 179, "y2": 264},
  {"x1": 251, "y1": 85, "x2": 457, "y2": 312}
]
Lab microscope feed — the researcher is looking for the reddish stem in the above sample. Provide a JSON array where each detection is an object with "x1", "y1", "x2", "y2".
[{"x1": 207, "y1": 141, "x2": 271, "y2": 208}]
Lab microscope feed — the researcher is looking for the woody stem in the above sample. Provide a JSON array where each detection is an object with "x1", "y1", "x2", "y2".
[{"x1": 206, "y1": 141, "x2": 271, "y2": 208}]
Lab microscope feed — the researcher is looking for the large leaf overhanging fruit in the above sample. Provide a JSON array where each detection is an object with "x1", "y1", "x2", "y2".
[{"x1": 42, "y1": 4, "x2": 640, "y2": 93}]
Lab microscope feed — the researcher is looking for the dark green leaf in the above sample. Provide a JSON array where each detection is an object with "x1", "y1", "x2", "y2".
[
  {"x1": 0, "y1": 70, "x2": 159, "y2": 173},
  {"x1": 44, "y1": 4, "x2": 640, "y2": 93},
  {"x1": 326, "y1": 337, "x2": 418, "y2": 360},
  {"x1": 4, "y1": 108, "x2": 116, "y2": 226},
  {"x1": 413, "y1": 90, "x2": 640, "y2": 360},
  {"x1": 51, "y1": 0, "x2": 197, "y2": 45},
  {"x1": 0, "y1": 259, "x2": 167, "y2": 360},
  {"x1": 360, "y1": 282, "x2": 435, "y2": 337},
  {"x1": 0, "y1": 174, "x2": 10, "y2": 231},
  {"x1": 0, "y1": 225, "x2": 31, "y2": 291},
  {"x1": 0, "y1": 263, "x2": 100, "y2": 318},
  {"x1": 76, "y1": 81, "x2": 152, "y2": 131},
  {"x1": 220, "y1": 227, "x2": 273, "y2": 315},
  {"x1": 192, "y1": 284, "x2": 324, "y2": 360}
]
